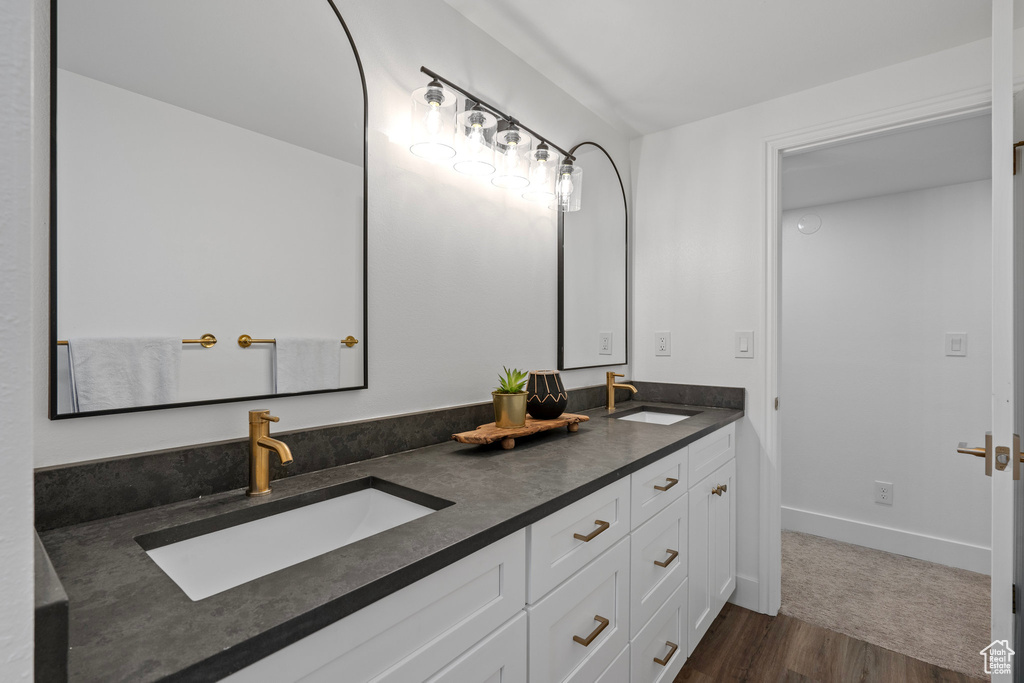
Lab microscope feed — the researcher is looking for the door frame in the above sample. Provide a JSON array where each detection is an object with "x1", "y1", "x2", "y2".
[{"x1": 759, "y1": 86, "x2": 994, "y2": 616}]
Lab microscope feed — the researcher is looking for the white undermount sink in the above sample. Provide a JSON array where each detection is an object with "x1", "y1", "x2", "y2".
[
  {"x1": 140, "y1": 478, "x2": 451, "y2": 601},
  {"x1": 614, "y1": 407, "x2": 700, "y2": 426}
]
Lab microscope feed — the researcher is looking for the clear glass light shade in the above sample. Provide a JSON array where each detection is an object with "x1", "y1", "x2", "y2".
[
  {"x1": 522, "y1": 145, "x2": 557, "y2": 202},
  {"x1": 556, "y1": 162, "x2": 583, "y2": 212},
  {"x1": 453, "y1": 108, "x2": 497, "y2": 176},
  {"x1": 491, "y1": 127, "x2": 532, "y2": 189},
  {"x1": 409, "y1": 82, "x2": 458, "y2": 160}
]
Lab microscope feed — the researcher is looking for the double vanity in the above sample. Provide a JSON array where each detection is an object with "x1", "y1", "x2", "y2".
[{"x1": 38, "y1": 394, "x2": 741, "y2": 682}]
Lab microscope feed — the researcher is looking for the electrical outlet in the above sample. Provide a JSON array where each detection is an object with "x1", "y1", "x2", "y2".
[
  {"x1": 874, "y1": 481, "x2": 893, "y2": 505},
  {"x1": 598, "y1": 332, "x2": 612, "y2": 355},
  {"x1": 655, "y1": 332, "x2": 671, "y2": 356}
]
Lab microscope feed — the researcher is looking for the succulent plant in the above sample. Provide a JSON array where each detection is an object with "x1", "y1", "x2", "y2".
[{"x1": 495, "y1": 366, "x2": 528, "y2": 394}]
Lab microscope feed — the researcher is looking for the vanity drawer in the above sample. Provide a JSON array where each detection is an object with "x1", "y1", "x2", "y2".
[
  {"x1": 630, "y1": 581, "x2": 688, "y2": 683},
  {"x1": 630, "y1": 445, "x2": 687, "y2": 529},
  {"x1": 630, "y1": 493, "x2": 688, "y2": 637},
  {"x1": 528, "y1": 537, "x2": 630, "y2": 683},
  {"x1": 423, "y1": 611, "x2": 526, "y2": 683},
  {"x1": 688, "y1": 422, "x2": 735, "y2": 487},
  {"x1": 223, "y1": 530, "x2": 526, "y2": 683},
  {"x1": 527, "y1": 478, "x2": 630, "y2": 602}
]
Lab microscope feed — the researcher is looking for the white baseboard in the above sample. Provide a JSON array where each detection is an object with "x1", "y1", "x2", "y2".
[
  {"x1": 728, "y1": 573, "x2": 760, "y2": 611},
  {"x1": 782, "y1": 506, "x2": 990, "y2": 575}
]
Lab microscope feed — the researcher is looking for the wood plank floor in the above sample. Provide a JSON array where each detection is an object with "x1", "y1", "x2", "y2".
[{"x1": 674, "y1": 604, "x2": 987, "y2": 683}]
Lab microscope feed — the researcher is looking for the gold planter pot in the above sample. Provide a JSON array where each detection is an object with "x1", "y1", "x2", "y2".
[{"x1": 492, "y1": 392, "x2": 528, "y2": 428}]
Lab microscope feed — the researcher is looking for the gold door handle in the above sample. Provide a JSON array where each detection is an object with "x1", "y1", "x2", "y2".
[
  {"x1": 654, "y1": 548, "x2": 679, "y2": 568},
  {"x1": 712, "y1": 485, "x2": 723, "y2": 496},
  {"x1": 573, "y1": 615, "x2": 610, "y2": 646},
  {"x1": 958, "y1": 433, "x2": 993, "y2": 476},
  {"x1": 654, "y1": 641, "x2": 679, "y2": 666},
  {"x1": 574, "y1": 519, "x2": 610, "y2": 542},
  {"x1": 653, "y1": 477, "x2": 678, "y2": 492}
]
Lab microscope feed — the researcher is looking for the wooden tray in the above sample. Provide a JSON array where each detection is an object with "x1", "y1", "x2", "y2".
[{"x1": 452, "y1": 413, "x2": 590, "y2": 450}]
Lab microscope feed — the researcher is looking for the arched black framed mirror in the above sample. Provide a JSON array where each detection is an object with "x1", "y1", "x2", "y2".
[
  {"x1": 49, "y1": 0, "x2": 368, "y2": 418},
  {"x1": 558, "y1": 142, "x2": 628, "y2": 370}
]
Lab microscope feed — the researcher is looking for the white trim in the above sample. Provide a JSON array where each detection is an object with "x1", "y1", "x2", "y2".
[
  {"x1": 761, "y1": 85, "x2": 994, "y2": 617},
  {"x1": 782, "y1": 507, "x2": 991, "y2": 575},
  {"x1": 727, "y1": 573, "x2": 760, "y2": 612}
]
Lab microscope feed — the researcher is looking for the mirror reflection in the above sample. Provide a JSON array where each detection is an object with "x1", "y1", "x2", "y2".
[
  {"x1": 559, "y1": 142, "x2": 628, "y2": 369},
  {"x1": 52, "y1": 0, "x2": 367, "y2": 417}
]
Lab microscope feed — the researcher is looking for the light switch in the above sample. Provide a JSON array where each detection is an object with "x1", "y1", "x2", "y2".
[
  {"x1": 735, "y1": 331, "x2": 754, "y2": 358},
  {"x1": 945, "y1": 333, "x2": 967, "y2": 357}
]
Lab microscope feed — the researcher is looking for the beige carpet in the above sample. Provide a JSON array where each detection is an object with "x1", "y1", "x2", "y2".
[{"x1": 781, "y1": 530, "x2": 990, "y2": 679}]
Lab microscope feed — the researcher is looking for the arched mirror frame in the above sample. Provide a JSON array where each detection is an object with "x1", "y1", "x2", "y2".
[
  {"x1": 557, "y1": 141, "x2": 629, "y2": 370},
  {"x1": 47, "y1": 0, "x2": 369, "y2": 418}
]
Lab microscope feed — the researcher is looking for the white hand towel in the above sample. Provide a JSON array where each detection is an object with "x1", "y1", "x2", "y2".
[
  {"x1": 67, "y1": 337, "x2": 182, "y2": 412},
  {"x1": 274, "y1": 338, "x2": 341, "y2": 394}
]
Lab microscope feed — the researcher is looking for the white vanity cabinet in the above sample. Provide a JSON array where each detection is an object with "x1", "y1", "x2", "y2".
[{"x1": 223, "y1": 420, "x2": 738, "y2": 683}]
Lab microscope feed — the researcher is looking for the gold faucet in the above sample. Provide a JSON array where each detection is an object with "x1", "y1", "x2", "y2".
[
  {"x1": 606, "y1": 372, "x2": 638, "y2": 411},
  {"x1": 247, "y1": 410, "x2": 293, "y2": 496}
]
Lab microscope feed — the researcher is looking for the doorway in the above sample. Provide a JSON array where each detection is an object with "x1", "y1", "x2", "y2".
[{"x1": 768, "y1": 109, "x2": 994, "y2": 678}]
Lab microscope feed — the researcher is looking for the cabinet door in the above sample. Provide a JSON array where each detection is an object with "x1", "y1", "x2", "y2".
[
  {"x1": 687, "y1": 475, "x2": 714, "y2": 654},
  {"x1": 712, "y1": 458, "x2": 736, "y2": 611}
]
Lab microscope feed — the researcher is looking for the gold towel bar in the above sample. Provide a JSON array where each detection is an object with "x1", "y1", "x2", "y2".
[
  {"x1": 58, "y1": 334, "x2": 218, "y2": 348},
  {"x1": 238, "y1": 335, "x2": 360, "y2": 349}
]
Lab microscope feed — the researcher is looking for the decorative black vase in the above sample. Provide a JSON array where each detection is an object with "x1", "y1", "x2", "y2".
[{"x1": 526, "y1": 370, "x2": 568, "y2": 420}]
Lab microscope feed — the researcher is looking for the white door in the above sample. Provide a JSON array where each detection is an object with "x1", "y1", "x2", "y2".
[{"x1": 961, "y1": 1, "x2": 1016, "y2": 680}]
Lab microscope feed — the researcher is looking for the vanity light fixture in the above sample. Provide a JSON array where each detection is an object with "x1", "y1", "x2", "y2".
[
  {"x1": 453, "y1": 104, "x2": 497, "y2": 176},
  {"x1": 409, "y1": 78, "x2": 458, "y2": 160},
  {"x1": 556, "y1": 159, "x2": 583, "y2": 212},
  {"x1": 410, "y1": 66, "x2": 583, "y2": 211},
  {"x1": 492, "y1": 121, "x2": 531, "y2": 189},
  {"x1": 523, "y1": 142, "x2": 556, "y2": 203}
]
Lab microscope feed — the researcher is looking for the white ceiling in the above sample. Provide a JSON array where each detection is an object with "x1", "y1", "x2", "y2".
[
  {"x1": 781, "y1": 113, "x2": 991, "y2": 210},
  {"x1": 444, "y1": 0, "x2": 1023, "y2": 137},
  {"x1": 58, "y1": 0, "x2": 364, "y2": 166}
]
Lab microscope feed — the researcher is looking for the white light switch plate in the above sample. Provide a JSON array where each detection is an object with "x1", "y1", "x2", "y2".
[
  {"x1": 945, "y1": 333, "x2": 967, "y2": 357},
  {"x1": 598, "y1": 332, "x2": 612, "y2": 355},
  {"x1": 655, "y1": 332, "x2": 671, "y2": 356},
  {"x1": 735, "y1": 331, "x2": 754, "y2": 358}
]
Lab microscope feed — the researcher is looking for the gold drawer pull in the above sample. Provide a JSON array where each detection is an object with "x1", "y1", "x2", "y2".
[
  {"x1": 653, "y1": 477, "x2": 678, "y2": 492},
  {"x1": 574, "y1": 519, "x2": 610, "y2": 542},
  {"x1": 712, "y1": 485, "x2": 723, "y2": 496},
  {"x1": 654, "y1": 548, "x2": 679, "y2": 568},
  {"x1": 720, "y1": 483, "x2": 727, "y2": 493},
  {"x1": 654, "y1": 641, "x2": 679, "y2": 666},
  {"x1": 573, "y1": 615, "x2": 610, "y2": 647}
]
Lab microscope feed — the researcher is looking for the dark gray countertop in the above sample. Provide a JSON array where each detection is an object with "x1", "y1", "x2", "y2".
[{"x1": 39, "y1": 401, "x2": 743, "y2": 682}]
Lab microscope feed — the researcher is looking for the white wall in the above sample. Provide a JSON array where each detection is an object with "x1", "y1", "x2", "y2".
[
  {"x1": 780, "y1": 181, "x2": 992, "y2": 573},
  {"x1": 0, "y1": 0, "x2": 38, "y2": 678},
  {"x1": 34, "y1": 0, "x2": 631, "y2": 466},
  {"x1": 55, "y1": 70, "x2": 364, "y2": 410},
  {"x1": 632, "y1": 32, "x2": 1024, "y2": 606}
]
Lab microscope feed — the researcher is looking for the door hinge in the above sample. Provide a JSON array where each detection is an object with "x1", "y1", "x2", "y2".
[
  {"x1": 774, "y1": 397, "x2": 779, "y2": 411},
  {"x1": 1014, "y1": 584, "x2": 1017, "y2": 614}
]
